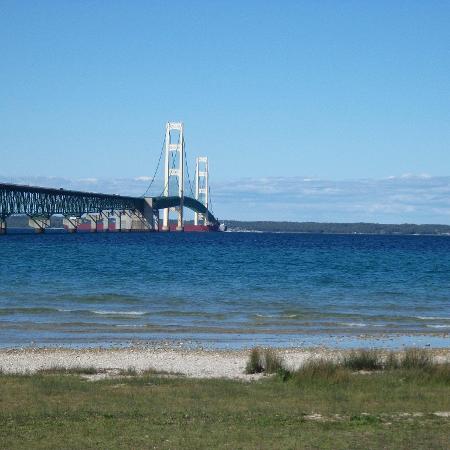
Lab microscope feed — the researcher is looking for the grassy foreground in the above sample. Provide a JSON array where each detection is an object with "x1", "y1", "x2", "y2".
[{"x1": 1, "y1": 364, "x2": 449, "y2": 449}]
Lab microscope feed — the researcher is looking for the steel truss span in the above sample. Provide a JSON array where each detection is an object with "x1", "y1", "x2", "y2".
[
  {"x1": 151, "y1": 196, "x2": 218, "y2": 226},
  {"x1": 0, "y1": 183, "x2": 145, "y2": 218},
  {"x1": 0, "y1": 183, "x2": 219, "y2": 226}
]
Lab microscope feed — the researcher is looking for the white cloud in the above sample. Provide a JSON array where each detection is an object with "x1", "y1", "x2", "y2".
[
  {"x1": 212, "y1": 175, "x2": 450, "y2": 223},
  {"x1": 2, "y1": 174, "x2": 450, "y2": 224}
]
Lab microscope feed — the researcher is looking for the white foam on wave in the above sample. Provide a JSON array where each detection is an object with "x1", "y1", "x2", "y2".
[
  {"x1": 339, "y1": 322, "x2": 367, "y2": 327},
  {"x1": 426, "y1": 324, "x2": 450, "y2": 329},
  {"x1": 92, "y1": 310, "x2": 147, "y2": 316},
  {"x1": 56, "y1": 308, "x2": 147, "y2": 316},
  {"x1": 255, "y1": 314, "x2": 298, "y2": 319},
  {"x1": 417, "y1": 316, "x2": 450, "y2": 321}
]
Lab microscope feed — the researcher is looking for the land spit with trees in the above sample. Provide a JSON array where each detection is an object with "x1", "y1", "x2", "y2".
[{"x1": 224, "y1": 220, "x2": 450, "y2": 235}]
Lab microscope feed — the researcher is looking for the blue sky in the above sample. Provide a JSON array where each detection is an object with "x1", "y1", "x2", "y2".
[{"x1": 1, "y1": 1, "x2": 449, "y2": 222}]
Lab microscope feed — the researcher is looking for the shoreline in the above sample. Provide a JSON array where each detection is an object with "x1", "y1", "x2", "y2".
[
  {"x1": 2, "y1": 331, "x2": 449, "y2": 352},
  {"x1": 2, "y1": 346, "x2": 449, "y2": 379}
]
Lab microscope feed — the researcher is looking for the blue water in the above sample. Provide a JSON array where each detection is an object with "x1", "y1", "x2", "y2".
[{"x1": 1, "y1": 232, "x2": 450, "y2": 349}]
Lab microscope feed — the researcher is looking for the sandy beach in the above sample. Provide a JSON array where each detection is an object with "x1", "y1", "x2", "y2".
[{"x1": 1, "y1": 346, "x2": 449, "y2": 379}]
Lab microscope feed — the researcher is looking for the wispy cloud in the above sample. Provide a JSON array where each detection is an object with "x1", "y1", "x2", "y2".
[
  {"x1": 2, "y1": 174, "x2": 450, "y2": 224},
  {"x1": 212, "y1": 175, "x2": 450, "y2": 223},
  {"x1": 0, "y1": 175, "x2": 154, "y2": 197}
]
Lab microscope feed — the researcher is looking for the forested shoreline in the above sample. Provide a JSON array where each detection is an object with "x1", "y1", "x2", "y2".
[{"x1": 223, "y1": 220, "x2": 450, "y2": 235}]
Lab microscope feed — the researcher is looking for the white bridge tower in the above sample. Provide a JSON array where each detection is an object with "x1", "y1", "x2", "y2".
[
  {"x1": 162, "y1": 122, "x2": 184, "y2": 231},
  {"x1": 194, "y1": 156, "x2": 209, "y2": 226}
]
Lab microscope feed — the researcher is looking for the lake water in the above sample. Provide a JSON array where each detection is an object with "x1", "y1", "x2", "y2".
[{"x1": 1, "y1": 232, "x2": 449, "y2": 349}]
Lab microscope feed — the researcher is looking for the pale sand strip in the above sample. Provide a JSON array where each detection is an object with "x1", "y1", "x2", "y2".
[{"x1": 1, "y1": 348, "x2": 449, "y2": 379}]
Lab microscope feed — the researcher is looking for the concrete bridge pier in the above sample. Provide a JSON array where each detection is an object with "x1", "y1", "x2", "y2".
[
  {"x1": 64, "y1": 216, "x2": 78, "y2": 233},
  {"x1": 176, "y1": 204, "x2": 184, "y2": 232},
  {"x1": 118, "y1": 212, "x2": 126, "y2": 232},
  {"x1": 0, "y1": 216, "x2": 6, "y2": 234},
  {"x1": 28, "y1": 215, "x2": 48, "y2": 233},
  {"x1": 143, "y1": 199, "x2": 159, "y2": 231}
]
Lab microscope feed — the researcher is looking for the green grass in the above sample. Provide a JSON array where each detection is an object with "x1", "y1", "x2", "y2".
[{"x1": 0, "y1": 363, "x2": 449, "y2": 449}]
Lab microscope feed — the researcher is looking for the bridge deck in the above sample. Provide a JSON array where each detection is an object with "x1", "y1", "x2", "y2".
[{"x1": 0, "y1": 183, "x2": 218, "y2": 225}]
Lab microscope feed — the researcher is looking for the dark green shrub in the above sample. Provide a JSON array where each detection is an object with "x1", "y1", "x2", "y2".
[
  {"x1": 37, "y1": 366, "x2": 98, "y2": 375},
  {"x1": 293, "y1": 358, "x2": 350, "y2": 384},
  {"x1": 245, "y1": 348, "x2": 285, "y2": 374},
  {"x1": 384, "y1": 352, "x2": 400, "y2": 370},
  {"x1": 245, "y1": 348, "x2": 265, "y2": 374},
  {"x1": 263, "y1": 349, "x2": 284, "y2": 374},
  {"x1": 119, "y1": 367, "x2": 138, "y2": 376},
  {"x1": 342, "y1": 350, "x2": 383, "y2": 371},
  {"x1": 399, "y1": 348, "x2": 432, "y2": 370}
]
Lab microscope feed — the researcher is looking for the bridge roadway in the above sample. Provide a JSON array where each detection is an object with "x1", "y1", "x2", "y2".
[{"x1": 0, "y1": 183, "x2": 218, "y2": 227}]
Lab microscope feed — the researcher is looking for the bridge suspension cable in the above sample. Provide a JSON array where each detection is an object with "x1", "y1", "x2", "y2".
[
  {"x1": 208, "y1": 185, "x2": 215, "y2": 216},
  {"x1": 142, "y1": 133, "x2": 166, "y2": 197},
  {"x1": 158, "y1": 134, "x2": 180, "y2": 197},
  {"x1": 141, "y1": 121, "x2": 219, "y2": 230},
  {"x1": 144, "y1": 124, "x2": 211, "y2": 208},
  {"x1": 183, "y1": 137, "x2": 195, "y2": 198}
]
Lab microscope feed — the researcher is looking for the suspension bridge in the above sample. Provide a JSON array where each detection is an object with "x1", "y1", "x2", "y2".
[{"x1": 0, "y1": 122, "x2": 221, "y2": 234}]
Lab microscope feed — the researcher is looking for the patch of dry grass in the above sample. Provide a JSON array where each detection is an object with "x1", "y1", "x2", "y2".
[
  {"x1": 343, "y1": 350, "x2": 383, "y2": 371},
  {"x1": 245, "y1": 347, "x2": 285, "y2": 374},
  {"x1": 37, "y1": 366, "x2": 99, "y2": 375}
]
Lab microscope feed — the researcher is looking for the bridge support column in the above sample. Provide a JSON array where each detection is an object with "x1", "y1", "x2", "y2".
[
  {"x1": 0, "y1": 216, "x2": 6, "y2": 235},
  {"x1": 119, "y1": 211, "x2": 123, "y2": 232},
  {"x1": 134, "y1": 210, "x2": 152, "y2": 231},
  {"x1": 143, "y1": 199, "x2": 158, "y2": 231},
  {"x1": 120, "y1": 210, "x2": 133, "y2": 232},
  {"x1": 28, "y1": 215, "x2": 48, "y2": 233},
  {"x1": 162, "y1": 122, "x2": 184, "y2": 231},
  {"x1": 64, "y1": 216, "x2": 78, "y2": 232},
  {"x1": 194, "y1": 156, "x2": 209, "y2": 226},
  {"x1": 99, "y1": 210, "x2": 111, "y2": 232},
  {"x1": 121, "y1": 209, "x2": 150, "y2": 232}
]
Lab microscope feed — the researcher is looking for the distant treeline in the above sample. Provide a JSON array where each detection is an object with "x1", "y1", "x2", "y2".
[{"x1": 223, "y1": 221, "x2": 450, "y2": 235}]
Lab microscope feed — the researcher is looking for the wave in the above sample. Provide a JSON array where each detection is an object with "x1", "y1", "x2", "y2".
[
  {"x1": 255, "y1": 314, "x2": 299, "y2": 319},
  {"x1": 58, "y1": 308, "x2": 148, "y2": 317},
  {"x1": 153, "y1": 310, "x2": 228, "y2": 319},
  {"x1": 338, "y1": 322, "x2": 367, "y2": 327},
  {"x1": 0, "y1": 307, "x2": 148, "y2": 318},
  {"x1": 51, "y1": 293, "x2": 143, "y2": 304},
  {"x1": 0, "y1": 307, "x2": 60, "y2": 315},
  {"x1": 91, "y1": 310, "x2": 147, "y2": 316},
  {"x1": 426, "y1": 324, "x2": 450, "y2": 329},
  {"x1": 416, "y1": 316, "x2": 450, "y2": 321}
]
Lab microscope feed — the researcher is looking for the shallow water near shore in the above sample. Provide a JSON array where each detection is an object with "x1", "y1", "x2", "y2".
[{"x1": 1, "y1": 232, "x2": 449, "y2": 349}]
